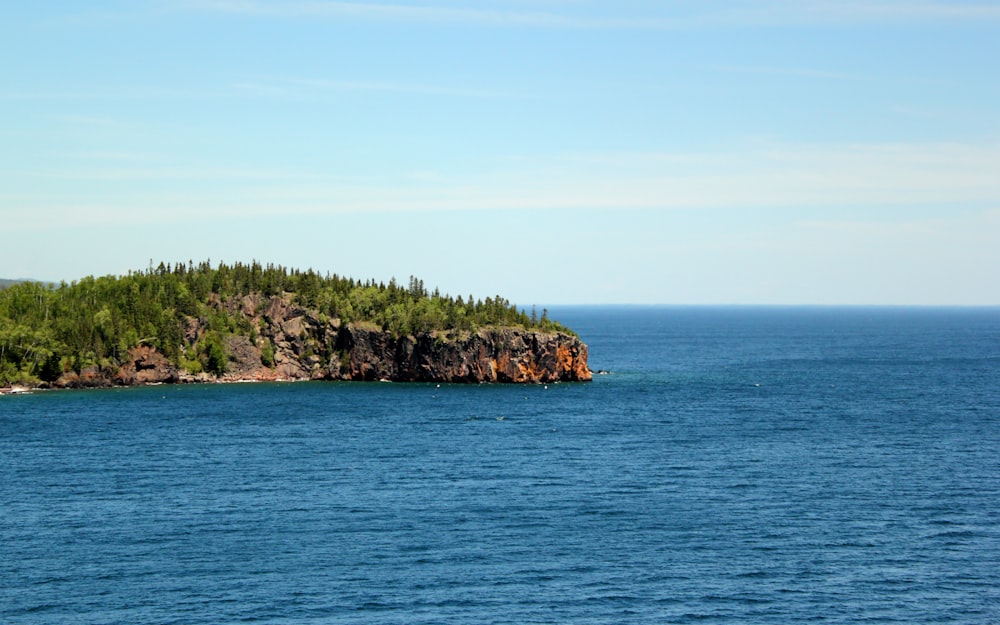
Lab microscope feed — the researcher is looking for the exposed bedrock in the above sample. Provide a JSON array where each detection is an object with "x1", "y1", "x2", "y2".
[
  {"x1": 49, "y1": 294, "x2": 591, "y2": 387},
  {"x1": 333, "y1": 325, "x2": 591, "y2": 383}
]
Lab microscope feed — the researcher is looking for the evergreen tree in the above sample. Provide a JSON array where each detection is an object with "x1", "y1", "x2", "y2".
[{"x1": 0, "y1": 260, "x2": 577, "y2": 386}]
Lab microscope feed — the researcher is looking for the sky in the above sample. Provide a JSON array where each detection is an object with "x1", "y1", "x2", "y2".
[{"x1": 2, "y1": 1, "x2": 998, "y2": 305}]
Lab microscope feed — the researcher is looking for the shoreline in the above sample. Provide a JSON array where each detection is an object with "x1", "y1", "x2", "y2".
[{"x1": 2, "y1": 372, "x2": 594, "y2": 395}]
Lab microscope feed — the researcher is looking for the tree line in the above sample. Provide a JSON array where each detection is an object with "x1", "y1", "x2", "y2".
[{"x1": 0, "y1": 260, "x2": 573, "y2": 386}]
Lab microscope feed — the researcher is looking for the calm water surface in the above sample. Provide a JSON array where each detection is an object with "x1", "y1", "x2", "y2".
[{"x1": 2, "y1": 307, "x2": 998, "y2": 624}]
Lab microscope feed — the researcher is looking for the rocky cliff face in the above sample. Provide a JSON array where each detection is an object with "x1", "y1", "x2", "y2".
[
  {"x1": 51, "y1": 293, "x2": 591, "y2": 388},
  {"x1": 333, "y1": 325, "x2": 590, "y2": 383}
]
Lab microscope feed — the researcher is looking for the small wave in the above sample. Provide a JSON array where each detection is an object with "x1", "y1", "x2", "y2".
[{"x1": 928, "y1": 529, "x2": 982, "y2": 540}]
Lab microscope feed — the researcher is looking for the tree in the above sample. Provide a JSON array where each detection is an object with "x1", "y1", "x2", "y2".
[
  {"x1": 203, "y1": 332, "x2": 227, "y2": 376},
  {"x1": 0, "y1": 259, "x2": 580, "y2": 386}
]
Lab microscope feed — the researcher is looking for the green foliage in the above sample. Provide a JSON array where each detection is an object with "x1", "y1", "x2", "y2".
[
  {"x1": 183, "y1": 359, "x2": 203, "y2": 375},
  {"x1": 260, "y1": 341, "x2": 275, "y2": 367},
  {"x1": 201, "y1": 332, "x2": 227, "y2": 376},
  {"x1": 0, "y1": 260, "x2": 577, "y2": 386}
]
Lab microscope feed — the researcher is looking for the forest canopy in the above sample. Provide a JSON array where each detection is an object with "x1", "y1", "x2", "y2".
[{"x1": 0, "y1": 260, "x2": 574, "y2": 386}]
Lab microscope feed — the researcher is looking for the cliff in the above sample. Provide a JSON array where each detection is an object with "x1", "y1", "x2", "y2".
[{"x1": 49, "y1": 293, "x2": 590, "y2": 388}]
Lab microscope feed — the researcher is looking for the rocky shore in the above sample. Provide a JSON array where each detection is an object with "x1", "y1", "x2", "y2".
[{"x1": 41, "y1": 293, "x2": 591, "y2": 389}]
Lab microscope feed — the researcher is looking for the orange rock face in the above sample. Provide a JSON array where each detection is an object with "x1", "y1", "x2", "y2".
[
  {"x1": 332, "y1": 325, "x2": 591, "y2": 383},
  {"x1": 49, "y1": 294, "x2": 591, "y2": 387}
]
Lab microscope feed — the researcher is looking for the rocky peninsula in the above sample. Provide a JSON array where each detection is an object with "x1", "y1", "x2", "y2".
[{"x1": 0, "y1": 262, "x2": 590, "y2": 389}]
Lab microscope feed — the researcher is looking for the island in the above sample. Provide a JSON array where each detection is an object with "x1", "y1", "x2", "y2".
[{"x1": 0, "y1": 261, "x2": 590, "y2": 390}]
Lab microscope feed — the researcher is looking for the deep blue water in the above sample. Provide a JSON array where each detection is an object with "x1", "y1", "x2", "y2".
[{"x1": 2, "y1": 306, "x2": 998, "y2": 624}]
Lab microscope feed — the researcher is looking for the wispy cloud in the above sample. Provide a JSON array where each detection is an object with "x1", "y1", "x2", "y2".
[
  {"x1": 794, "y1": 1, "x2": 1000, "y2": 21},
  {"x1": 5, "y1": 140, "x2": 1000, "y2": 231},
  {"x1": 678, "y1": 1, "x2": 1000, "y2": 26},
  {"x1": 24, "y1": 0, "x2": 1000, "y2": 31},
  {"x1": 709, "y1": 64, "x2": 864, "y2": 81},
  {"x1": 169, "y1": 0, "x2": 662, "y2": 28},
  {"x1": 3, "y1": 78, "x2": 523, "y2": 104},
  {"x1": 169, "y1": 0, "x2": 1000, "y2": 28},
  {"x1": 62, "y1": 151, "x2": 159, "y2": 162},
  {"x1": 232, "y1": 76, "x2": 528, "y2": 99},
  {"x1": 0, "y1": 87, "x2": 229, "y2": 102}
]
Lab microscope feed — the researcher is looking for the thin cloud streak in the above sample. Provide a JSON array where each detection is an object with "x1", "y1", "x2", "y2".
[
  {"x1": 4, "y1": 79, "x2": 525, "y2": 104},
  {"x1": 709, "y1": 64, "x2": 865, "y2": 81},
  {"x1": 800, "y1": 1, "x2": 1000, "y2": 21},
  {"x1": 0, "y1": 87, "x2": 231, "y2": 102},
  {"x1": 275, "y1": 77, "x2": 527, "y2": 99},
  {"x1": 6, "y1": 141, "x2": 999, "y2": 231},
  {"x1": 172, "y1": 0, "x2": 1000, "y2": 27},
  {"x1": 170, "y1": 0, "x2": 666, "y2": 28}
]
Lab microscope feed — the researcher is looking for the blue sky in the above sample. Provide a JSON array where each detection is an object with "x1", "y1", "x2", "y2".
[{"x1": 2, "y1": 1, "x2": 998, "y2": 305}]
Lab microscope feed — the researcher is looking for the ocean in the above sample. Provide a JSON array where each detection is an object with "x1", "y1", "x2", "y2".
[{"x1": 2, "y1": 306, "x2": 998, "y2": 624}]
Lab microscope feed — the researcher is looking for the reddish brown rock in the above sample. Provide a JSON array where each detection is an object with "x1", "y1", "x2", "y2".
[
  {"x1": 327, "y1": 325, "x2": 590, "y2": 383},
  {"x1": 53, "y1": 364, "x2": 114, "y2": 389},
  {"x1": 40, "y1": 293, "x2": 591, "y2": 389},
  {"x1": 116, "y1": 346, "x2": 179, "y2": 385}
]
